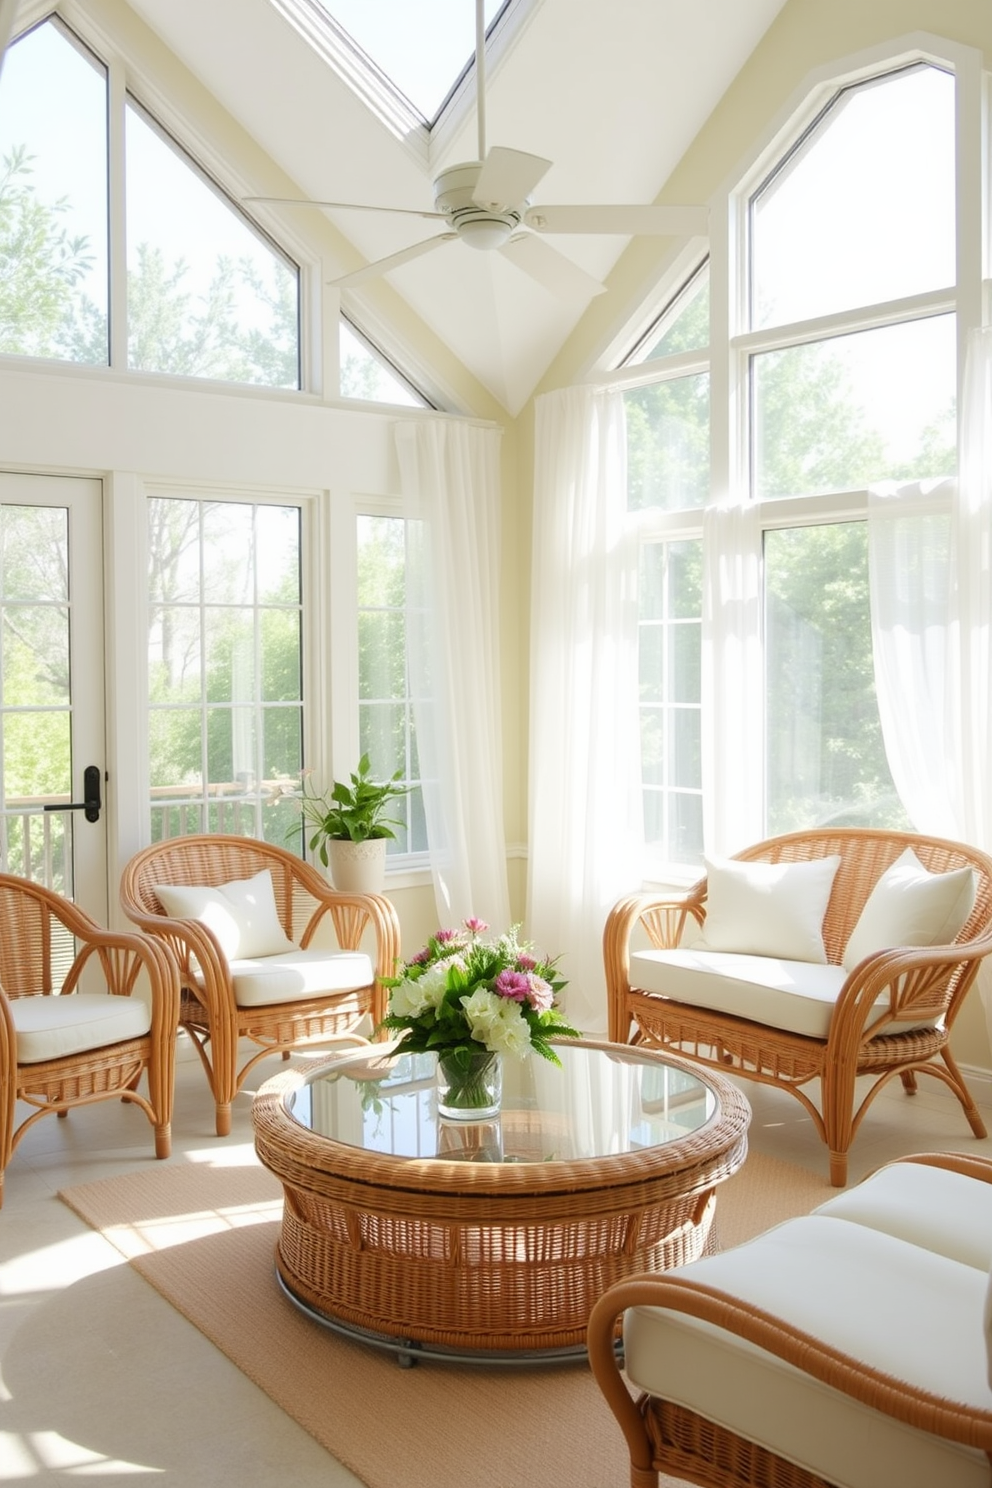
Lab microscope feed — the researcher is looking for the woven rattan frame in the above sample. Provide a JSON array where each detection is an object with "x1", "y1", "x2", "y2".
[
  {"x1": 0, "y1": 874, "x2": 180, "y2": 1209},
  {"x1": 120, "y1": 835, "x2": 401, "y2": 1136},
  {"x1": 587, "y1": 1151, "x2": 992, "y2": 1488},
  {"x1": 252, "y1": 1041, "x2": 750, "y2": 1355},
  {"x1": 604, "y1": 828, "x2": 992, "y2": 1186}
]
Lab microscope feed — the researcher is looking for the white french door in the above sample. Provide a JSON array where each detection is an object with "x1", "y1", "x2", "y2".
[{"x1": 0, "y1": 472, "x2": 108, "y2": 923}]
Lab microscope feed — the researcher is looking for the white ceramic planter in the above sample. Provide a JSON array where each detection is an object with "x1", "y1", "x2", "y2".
[{"x1": 326, "y1": 837, "x2": 387, "y2": 894}]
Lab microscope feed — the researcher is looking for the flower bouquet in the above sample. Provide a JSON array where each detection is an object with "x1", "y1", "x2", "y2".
[{"x1": 379, "y1": 919, "x2": 581, "y2": 1118}]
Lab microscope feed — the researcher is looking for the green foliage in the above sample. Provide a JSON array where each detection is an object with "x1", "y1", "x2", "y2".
[
  {"x1": 0, "y1": 146, "x2": 97, "y2": 359},
  {"x1": 0, "y1": 142, "x2": 298, "y2": 386},
  {"x1": 297, "y1": 753, "x2": 409, "y2": 859}
]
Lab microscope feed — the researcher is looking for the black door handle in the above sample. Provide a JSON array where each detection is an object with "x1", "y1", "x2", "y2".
[{"x1": 44, "y1": 765, "x2": 102, "y2": 823}]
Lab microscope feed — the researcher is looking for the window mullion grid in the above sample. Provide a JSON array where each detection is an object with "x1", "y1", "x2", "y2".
[{"x1": 733, "y1": 285, "x2": 957, "y2": 361}]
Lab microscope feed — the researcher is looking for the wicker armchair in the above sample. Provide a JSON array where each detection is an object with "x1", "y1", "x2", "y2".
[
  {"x1": 588, "y1": 1151, "x2": 992, "y2": 1488},
  {"x1": 120, "y1": 835, "x2": 401, "y2": 1136},
  {"x1": 0, "y1": 875, "x2": 180, "y2": 1208},
  {"x1": 604, "y1": 828, "x2": 992, "y2": 1186}
]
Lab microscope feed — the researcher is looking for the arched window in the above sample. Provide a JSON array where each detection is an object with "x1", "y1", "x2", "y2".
[{"x1": 611, "y1": 50, "x2": 967, "y2": 874}]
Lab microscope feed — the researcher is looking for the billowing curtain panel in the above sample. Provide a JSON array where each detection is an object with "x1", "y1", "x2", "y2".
[
  {"x1": 702, "y1": 500, "x2": 764, "y2": 855},
  {"x1": 396, "y1": 418, "x2": 511, "y2": 930},
  {"x1": 527, "y1": 384, "x2": 642, "y2": 1035},
  {"x1": 953, "y1": 327, "x2": 992, "y2": 848},
  {"x1": 866, "y1": 478, "x2": 955, "y2": 835},
  {"x1": 868, "y1": 328, "x2": 992, "y2": 1044}
]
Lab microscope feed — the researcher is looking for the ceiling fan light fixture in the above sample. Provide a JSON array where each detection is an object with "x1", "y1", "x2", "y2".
[{"x1": 454, "y1": 212, "x2": 518, "y2": 250}]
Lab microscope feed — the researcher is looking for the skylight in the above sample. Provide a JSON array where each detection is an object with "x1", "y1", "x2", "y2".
[{"x1": 316, "y1": 0, "x2": 505, "y2": 122}]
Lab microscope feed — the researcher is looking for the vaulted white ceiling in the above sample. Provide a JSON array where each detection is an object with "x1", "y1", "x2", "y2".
[{"x1": 117, "y1": 0, "x2": 787, "y2": 412}]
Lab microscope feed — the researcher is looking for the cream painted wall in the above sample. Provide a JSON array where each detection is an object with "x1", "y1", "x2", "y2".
[{"x1": 514, "y1": 0, "x2": 992, "y2": 1072}]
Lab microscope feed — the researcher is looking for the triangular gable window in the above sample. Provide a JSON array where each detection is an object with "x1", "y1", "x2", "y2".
[{"x1": 0, "y1": 15, "x2": 301, "y2": 388}]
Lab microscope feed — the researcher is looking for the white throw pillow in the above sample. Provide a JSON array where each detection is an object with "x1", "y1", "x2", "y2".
[
  {"x1": 155, "y1": 869, "x2": 294, "y2": 960},
  {"x1": 692, "y1": 854, "x2": 842, "y2": 964},
  {"x1": 842, "y1": 847, "x2": 977, "y2": 972}
]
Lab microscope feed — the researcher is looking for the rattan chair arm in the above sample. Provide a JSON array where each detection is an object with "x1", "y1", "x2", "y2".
[
  {"x1": 117, "y1": 907, "x2": 232, "y2": 1015},
  {"x1": 886, "y1": 1150, "x2": 992, "y2": 1184},
  {"x1": 828, "y1": 937, "x2": 992, "y2": 1051},
  {"x1": 588, "y1": 1274, "x2": 992, "y2": 1456},
  {"x1": 0, "y1": 986, "x2": 14, "y2": 1178},
  {"x1": 62, "y1": 928, "x2": 182, "y2": 1016},
  {"x1": 605, "y1": 887, "x2": 707, "y2": 1043},
  {"x1": 299, "y1": 887, "x2": 401, "y2": 973}
]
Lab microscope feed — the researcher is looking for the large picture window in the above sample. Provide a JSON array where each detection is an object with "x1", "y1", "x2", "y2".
[{"x1": 619, "y1": 54, "x2": 960, "y2": 876}]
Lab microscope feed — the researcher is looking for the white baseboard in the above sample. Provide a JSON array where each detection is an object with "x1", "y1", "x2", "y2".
[{"x1": 961, "y1": 1062, "x2": 992, "y2": 1102}]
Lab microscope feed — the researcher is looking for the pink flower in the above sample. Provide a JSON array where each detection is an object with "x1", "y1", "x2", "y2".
[
  {"x1": 464, "y1": 917, "x2": 489, "y2": 935},
  {"x1": 435, "y1": 928, "x2": 458, "y2": 944},
  {"x1": 408, "y1": 947, "x2": 432, "y2": 966},
  {"x1": 525, "y1": 975, "x2": 554, "y2": 1013},
  {"x1": 516, "y1": 952, "x2": 537, "y2": 971},
  {"x1": 494, "y1": 970, "x2": 531, "y2": 1002}
]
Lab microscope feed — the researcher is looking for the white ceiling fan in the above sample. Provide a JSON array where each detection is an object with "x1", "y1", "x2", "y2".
[{"x1": 246, "y1": 0, "x2": 708, "y2": 303}]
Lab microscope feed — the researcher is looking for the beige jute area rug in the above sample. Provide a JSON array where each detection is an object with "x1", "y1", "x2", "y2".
[{"x1": 59, "y1": 1149, "x2": 830, "y2": 1488}]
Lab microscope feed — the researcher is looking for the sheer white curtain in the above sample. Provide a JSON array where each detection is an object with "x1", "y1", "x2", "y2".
[
  {"x1": 866, "y1": 478, "x2": 956, "y2": 835},
  {"x1": 952, "y1": 327, "x2": 992, "y2": 848},
  {"x1": 702, "y1": 500, "x2": 764, "y2": 855},
  {"x1": 868, "y1": 327, "x2": 992, "y2": 1042},
  {"x1": 527, "y1": 385, "x2": 642, "y2": 1035},
  {"x1": 395, "y1": 418, "x2": 511, "y2": 930}
]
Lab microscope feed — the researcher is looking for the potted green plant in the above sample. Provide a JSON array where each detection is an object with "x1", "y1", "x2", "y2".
[{"x1": 297, "y1": 753, "x2": 409, "y2": 893}]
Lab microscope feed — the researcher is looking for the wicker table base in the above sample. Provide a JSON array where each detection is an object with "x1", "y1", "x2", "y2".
[{"x1": 252, "y1": 1040, "x2": 750, "y2": 1358}]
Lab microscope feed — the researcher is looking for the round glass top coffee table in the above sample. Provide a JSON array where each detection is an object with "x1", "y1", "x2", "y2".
[{"x1": 252, "y1": 1039, "x2": 750, "y2": 1363}]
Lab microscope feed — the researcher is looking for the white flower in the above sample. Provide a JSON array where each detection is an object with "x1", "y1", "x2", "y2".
[
  {"x1": 390, "y1": 954, "x2": 464, "y2": 1017},
  {"x1": 460, "y1": 987, "x2": 504, "y2": 1044},
  {"x1": 492, "y1": 998, "x2": 532, "y2": 1056},
  {"x1": 459, "y1": 990, "x2": 531, "y2": 1058}
]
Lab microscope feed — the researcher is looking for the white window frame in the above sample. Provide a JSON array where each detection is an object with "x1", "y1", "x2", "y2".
[
  {"x1": 326, "y1": 491, "x2": 432, "y2": 887},
  {"x1": 592, "y1": 33, "x2": 986, "y2": 882}
]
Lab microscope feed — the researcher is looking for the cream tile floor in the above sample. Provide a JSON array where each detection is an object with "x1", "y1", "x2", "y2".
[{"x1": 2, "y1": 1037, "x2": 992, "y2": 1486}]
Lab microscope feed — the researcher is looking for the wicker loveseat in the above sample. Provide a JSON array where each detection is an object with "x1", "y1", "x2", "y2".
[
  {"x1": 120, "y1": 835, "x2": 400, "y2": 1135},
  {"x1": 604, "y1": 828, "x2": 992, "y2": 1186},
  {"x1": 588, "y1": 1152, "x2": 992, "y2": 1488}
]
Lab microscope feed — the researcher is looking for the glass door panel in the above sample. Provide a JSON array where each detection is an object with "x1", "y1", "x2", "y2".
[{"x1": 0, "y1": 473, "x2": 107, "y2": 922}]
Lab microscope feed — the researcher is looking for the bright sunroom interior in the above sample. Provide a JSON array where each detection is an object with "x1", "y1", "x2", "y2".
[{"x1": 2, "y1": 0, "x2": 992, "y2": 1479}]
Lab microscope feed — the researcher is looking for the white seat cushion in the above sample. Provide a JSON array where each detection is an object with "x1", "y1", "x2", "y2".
[
  {"x1": 630, "y1": 948, "x2": 939, "y2": 1040},
  {"x1": 631, "y1": 948, "x2": 848, "y2": 1038},
  {"x1": 623, "y1": 1213, "x2": 991, "y2": 1488},
  {"x1": 12, "y1": 993, "x2": 152, "y2": 1064},
  {"x1": 227, "y1": 949, "x2": 374, "y2": 1008},
  {"x1": 814, "y1": 1159, "x2": 992, "y2": 1270}
]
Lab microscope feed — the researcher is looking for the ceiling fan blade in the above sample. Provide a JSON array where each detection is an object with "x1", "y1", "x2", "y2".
[
  {"x1": 474, "y1": 147, "x2": 553, "y2": 209},
  {"x1": 523, "y1": 203, "x2": 709, "y2": 236},
  {"x1": 245, "y1": 196, "x2": 445, "y2": 221},
  {"x1": 329, "y1": 233, "x2": 457, "y2": 289},
  {"x1": 499, "y1": 233, "x2": 606, "y2": 303}
]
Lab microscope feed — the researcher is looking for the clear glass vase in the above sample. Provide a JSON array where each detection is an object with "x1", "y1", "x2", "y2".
[{"x1": 435, "y1": 1049, "x2": 502, "y2": 1121}]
